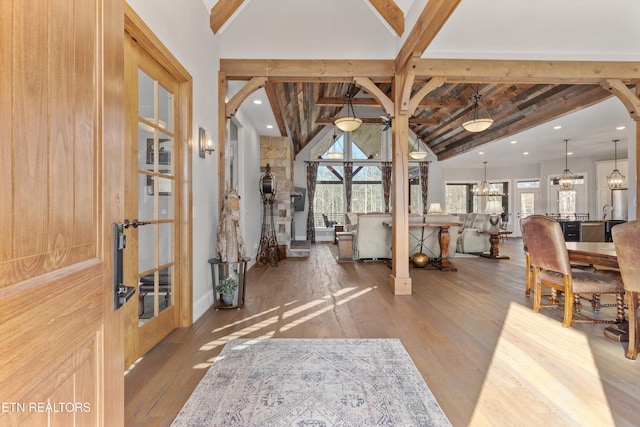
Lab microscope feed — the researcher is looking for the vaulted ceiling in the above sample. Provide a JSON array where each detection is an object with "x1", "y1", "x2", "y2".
[{"x1": 210, "y1": 0, "x2": 640, "y2": 163}]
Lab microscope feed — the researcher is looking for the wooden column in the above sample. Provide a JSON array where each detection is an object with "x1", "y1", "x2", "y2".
[
  {"x1": 636, "y1": 81, "x2": 640, "y2": 218},
  {"x1": 389, "y1": 72, "x2": 411, "y2": 295}
]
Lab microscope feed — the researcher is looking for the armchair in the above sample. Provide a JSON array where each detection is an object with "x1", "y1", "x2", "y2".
[{"x1": 456, "y1": 213, "x2": 492, "y2": 253}]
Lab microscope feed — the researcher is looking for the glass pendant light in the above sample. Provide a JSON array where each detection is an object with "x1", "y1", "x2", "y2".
[
  {"x1": 558, "y1": 139, "x2": 575, "y2": 191},
  {"x1": 607, "y1": 139, "x2": 625, "y2": 189}
]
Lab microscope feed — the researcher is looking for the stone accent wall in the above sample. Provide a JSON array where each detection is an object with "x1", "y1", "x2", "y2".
[{"x1": 260, "y1": 136, "x2": 293, "y2": 248}]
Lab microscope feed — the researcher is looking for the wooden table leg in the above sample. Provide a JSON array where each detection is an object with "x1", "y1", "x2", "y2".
[{"x1": 427, "y1": 225, "x2": 457, "y2": 271}]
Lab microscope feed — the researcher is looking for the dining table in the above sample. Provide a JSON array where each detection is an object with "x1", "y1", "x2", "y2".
[
  {"x1": 565, "y1": 241, "x2": 618, "y2": 269},
  {"x1": 566, "y1": 241, "x2": 628, "y2": 342}
]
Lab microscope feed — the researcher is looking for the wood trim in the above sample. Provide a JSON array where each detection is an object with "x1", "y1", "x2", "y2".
[
  {"x1": 353, "y1": 76, "x2": 394, "y2": 116},
  {"x1": 218, "y1": 71, "x2": 227, "y2": 207},
  {"x1": 407, "y1": 77, "x2": 445, "y2": 116},
  {"x1": 264, "y1": 81, "x2": 288, "y2": 136},
  {"x1": 210, "y1": 0, "x2": 245, "y2": 34},
  {"x1": 394, "y1": 0, "x2": 461, "y2": 71},
  {"x1": 414, "y1": 59, "x2": 640, "y2": 84},
  {"x1": 220, "y1": 59, "x2": 396, "y2": 80},
  {"x1": 221, "y1": 58, "x2": 640, "y2": 85},
  {"x1": 368, "y1": 0, "x2": 404, "y2": 36},
  {"x1": 602, "y1": 78, "x2": 640, "y2": 119},
  {"x1": 226, "y1": 76, "x2": 267, "y2": 117},
  {"x1": 124, "y1": 4, "x2": 190, "y2": 81}
]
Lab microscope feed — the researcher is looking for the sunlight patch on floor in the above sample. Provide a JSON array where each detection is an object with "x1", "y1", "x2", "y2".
[{"x1": 470, "y1": 303, "x2": 615, "y2": 426}]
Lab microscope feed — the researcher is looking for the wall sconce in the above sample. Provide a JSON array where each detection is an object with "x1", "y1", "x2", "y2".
[{"x1": 198, "y1": 127, "x2": 215, "y2": 158}]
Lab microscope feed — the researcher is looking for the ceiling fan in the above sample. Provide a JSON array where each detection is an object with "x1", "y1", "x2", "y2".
[{"x1": 379, "y1": 115, "x2": 422, "y2": 131}]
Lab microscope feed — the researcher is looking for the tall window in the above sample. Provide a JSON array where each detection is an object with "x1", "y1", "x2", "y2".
[
  {"x1": 409, "y1": 165, "x2": 421, "y2": 214},
  {"x1": 445, "y1": 183, "x2": 478, "y2": 213},
  {"x1": 352, "y1": 165, "x2": 382, "y2": 213},
  {"x1": 314, "y1": 165, "x2": 344, "y2": 226}
]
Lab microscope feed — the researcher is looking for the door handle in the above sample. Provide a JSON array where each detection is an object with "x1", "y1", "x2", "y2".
[
  {"x1": 113, "y1": 223, "x2": 136, "y2": 311},
  {"x1": 123, "y1": 219, "x2": 150, "y2": 229}
]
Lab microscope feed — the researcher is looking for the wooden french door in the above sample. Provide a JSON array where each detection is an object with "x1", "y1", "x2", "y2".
[
  {"x1": 0, "y1": 0, "x2": 124, "y2": 425},
  {"x1": 123, "y1": 34, "x2": 180, "y2": 366}
]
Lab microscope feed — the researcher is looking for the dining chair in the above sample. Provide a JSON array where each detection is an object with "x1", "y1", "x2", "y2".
[
  {"x1": 519, "y1": 215, "x2": 533, "y2": 296},
  {"x1": 522, "y1": 215, "x2": 625, "y2": 328},
  {"x1": 612, "y1": 220, "x2": 640, "y2": 360}
]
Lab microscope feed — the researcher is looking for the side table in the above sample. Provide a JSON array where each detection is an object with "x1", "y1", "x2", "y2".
[
  {"x1": 480, "y1": 230, "x2": 512, "y2": 259},
  {"x1": 336, "y1": 231, "x2": 353, "y2": 262},
  {"x1": 333, "y1": 224, "x2": 344, "y2": 244}
]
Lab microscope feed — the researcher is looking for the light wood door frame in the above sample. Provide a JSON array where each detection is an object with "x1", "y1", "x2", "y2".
[
  {"x1": 124, "y1": 5, "x2": 193, "y2": 367},
  {"x1": 0, "y1": 0, "x2": 125, "y2": 425}
]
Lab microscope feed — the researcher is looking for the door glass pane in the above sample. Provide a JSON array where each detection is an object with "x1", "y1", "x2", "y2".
[
  {"x1": 158, "y1": 83, "x2": 173, "y2": 132},
  {"x1": 138, "y1": 127, "x2": 154, "y2": 171},
  {"x1": 138, "y1": 172, "x2": 155, "y2": 221},
  {"x1": 158, "y1": 266, "x2": 172, "y2": 315},
  {"x1": 138, "y1": 69, "x2": 154, "y2": 121},
  {"x1": 138, "y1": 224, "x2": 155, "y2": 274},
  {"x1": 158, "y1": 177, "x2": 174, "y2": 220},
  {"x1": 159, "y1": 223, "x2": 173, "y2": 266},
  {"x1": 156, "y1": 133, "x2": 173, "y2": 175},
  {"x1": 520, "y1": 193, "x2": 535, "y2": 217}
]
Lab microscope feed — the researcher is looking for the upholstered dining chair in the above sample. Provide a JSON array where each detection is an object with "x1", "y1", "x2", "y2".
[
  {"x1": 612, "y1": 220, "x2": 640, "y2": 360},
  {"x1": 522, "y1": 215, "x2": 625, "y2": 328}
]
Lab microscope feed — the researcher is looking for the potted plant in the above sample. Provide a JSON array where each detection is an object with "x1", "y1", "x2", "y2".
[{"x1": 216, "y1": 277, "x2": 238, "y2": 305}]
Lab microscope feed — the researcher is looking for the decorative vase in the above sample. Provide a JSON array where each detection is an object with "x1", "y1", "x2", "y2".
[
  {"x1": 411, "y1": 252, "x2": 429, "y2": 268},
  {"x1": 221, "y1": 293, "x2": 234, "y2": 305}
]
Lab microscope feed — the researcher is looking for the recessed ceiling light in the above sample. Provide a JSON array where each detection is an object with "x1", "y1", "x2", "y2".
[
  {"x1": 523, "y1": 152, "x2": 529, "y2": 155},
  {"x1": 253, "y1": 99, "x2": 263, "y2": 105},
  {"x1": 616, "y1": 126, "x2": 626, "y2": 130},
  {"x1": 567, "y1": 151, "x2": 573, "y2": 156},
  {"x1": 266, "y1": 125, "x2": 273, "y2": 129},
  {"x1": 553, "y1": 125, "x2": 562, "y2": 130},
  {"x1": 478, "y1": 151, "x2": 484, "y2": 155},
  {"x1": 510, "y1": 140, "x2": 517, "y2": 144}
]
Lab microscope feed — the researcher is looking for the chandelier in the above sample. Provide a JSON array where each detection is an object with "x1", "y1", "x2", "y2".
[
  {"x1": 334, "y1": 85, "x2": 362, "y2": 132},
  {"x1": 476, "y1": 161, "x2": 491, "y2": 196},
  {"x1": 326, "y1": 126, "x2": 343, "y2": 159},
  {"x1": 409, "y1": 138, "x2": 428, "y2": 160},
  {"x1": 462, "y1": 85, "x2": 493, "y2": 133},
  {"x1": 558, "y1": 139, "x2": 575, "y2": 191},
  {"x1": 607, "y1": 139, "x2": 625, "y2": 189}
]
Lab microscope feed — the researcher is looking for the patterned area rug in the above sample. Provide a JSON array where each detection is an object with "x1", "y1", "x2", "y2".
[{"x1": 172, "y1": 338, "x2": 451, "y2": 427}]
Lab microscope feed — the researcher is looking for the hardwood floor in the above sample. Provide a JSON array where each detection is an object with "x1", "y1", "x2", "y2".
[{"x1": 125, "y1": 238, "x2": 640, "y2": 427}]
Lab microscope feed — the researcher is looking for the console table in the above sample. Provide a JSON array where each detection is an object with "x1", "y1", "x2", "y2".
[{"x1": 383, "y1": 221, "x2": 462, "y2": 271}]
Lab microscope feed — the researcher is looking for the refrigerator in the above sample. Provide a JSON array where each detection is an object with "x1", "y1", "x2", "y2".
[{"x1": 611, "y1": 188, "x2": 628, "y2": 220}]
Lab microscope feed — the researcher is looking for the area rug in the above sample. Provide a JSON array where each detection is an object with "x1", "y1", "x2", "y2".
[{"x1": 171, "y1": 338, "x2": 451, "y2": 427}]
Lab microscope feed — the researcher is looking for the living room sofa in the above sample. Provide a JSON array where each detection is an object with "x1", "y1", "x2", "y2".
[
  {"x1": 346, "y1": 212, "x2": 461, "y2": 261},
  {"x1": 456, "y1": 213, "x2": 492, "y2": 254}
]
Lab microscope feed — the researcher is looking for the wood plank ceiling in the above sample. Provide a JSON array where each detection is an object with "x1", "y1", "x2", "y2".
[
  {"x1": 267, "y1": 80, "x2": 613, "y2": 161},
  {"x1": 212, "y1": 0, "x2": 635, "y2": 162}
]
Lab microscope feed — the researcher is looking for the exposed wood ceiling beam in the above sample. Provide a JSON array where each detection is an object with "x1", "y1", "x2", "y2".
[
  {"x1": 414, "y1": 59, "x2": 640, "y2": 84},
  {"x1": 353, "y1": 76, "x2": 394, "y2": 116},
  {"x1": 394, "y1": 0, "x2": 461, "y2": 71},
  {"x1": 368, "y1": 0, "x2": 404, "y2": 36},
  {"x1": 316, "y1": 117, "x2": 386, "y2": 125},
  {"x1": 210, "y1": 0, "x2": 245, "y2": 34},
  {"x1": 407, "y1": 77, "x2": 445, "y2": 116},
  {"x1": 220, "y1": 59, "x2": 395, "y2": 80},
  {"x1": 221, "y1": 58, "x2": 640, "y2": 85},
  {"x1": 315, "y1": 95, "x2": 467, "y2": 108},
  {"x1": 264, "y1": 81, "x2": 288, "y2": 136},
  {"x1": 602, "y1": 78, "x2": 640, "y2": 120},
  {"x1": 226, "y1": 76, "x2": 267, "y2": 117}
]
